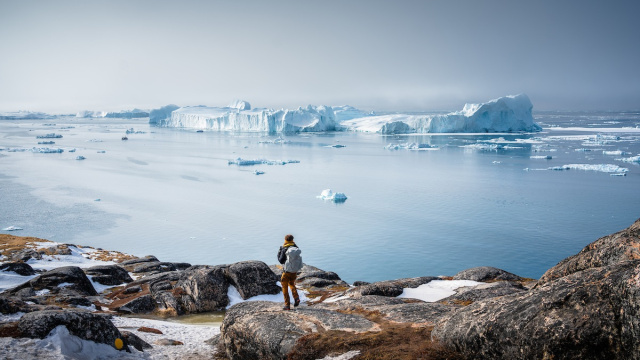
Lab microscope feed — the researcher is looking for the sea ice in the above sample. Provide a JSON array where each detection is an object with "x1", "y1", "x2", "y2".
[
  {"x1": 549, "y1": 164, "x2": 629, "y2": 173},
  {"x1": 36, "y1": 133, "x2": 62, "y2": 139},
  {"x1": 228, "y1": 158, "x2": 299, "y2": 166},
  {"x1": 384, "y1": 143, "x2": 437, "y2": 150},
  {"x1": 2, "y1": 226, "x2": 23, "y2": 231},
  {"x1": 317, "y1": 189, "x2": 348, "y2": 203},
  {"x1": 30, "y1": 147, "x2": 63, "y2": 153},
  {"x1": 616, "y1": 155, "x2": 640, "y2": 163},
  {"x1": 530, "y1": 155, "x2": 553, "y2": 160},
  {"x1": 75, "y1": 156, "x2": 86, "y2": 160},
  {"x1": 603, "y1": 150, "x2": 628, "y2": 156}
]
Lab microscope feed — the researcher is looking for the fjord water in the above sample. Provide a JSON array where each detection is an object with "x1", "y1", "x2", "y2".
[{"x1": 1, "y1": 112, "x2": 639, "y2": 283}]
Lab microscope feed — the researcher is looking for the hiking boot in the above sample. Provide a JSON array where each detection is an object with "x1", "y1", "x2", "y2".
[
  {"x1": 282, "y1": 306, "x2": 291, "y2": 311},
  {"x1": 294, "y1": 299, "x2": 300, "y2": 307}
]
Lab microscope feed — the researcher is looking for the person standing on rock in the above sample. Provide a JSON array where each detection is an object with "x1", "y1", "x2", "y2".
[{"x1": 277, "y1": 234, "x2": 303, "y2": 310}]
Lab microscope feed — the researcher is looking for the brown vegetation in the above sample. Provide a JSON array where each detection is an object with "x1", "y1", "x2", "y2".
[{"x1": 286, "y1": 308, "x2": 465, "y2": 360}]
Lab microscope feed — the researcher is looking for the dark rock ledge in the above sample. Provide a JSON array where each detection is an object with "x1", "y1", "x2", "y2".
[{"x1": 0, "y1": 218, "x2": 639, "y2": 359}]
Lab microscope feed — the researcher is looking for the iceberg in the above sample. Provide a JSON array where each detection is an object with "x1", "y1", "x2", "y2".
[
  {"x1": 76, "y1": 109, "x2": 149, "y2": 118},
  {"x1": 317, "y1": 189, "x2": 348, "y2": 203},
  {"x1": 1, "y1": 226, "x2": 23, "y2": 231},
  {"x1": 342, "y1": 94, "x2": 541, "y2": 134},
  {"x1": 0, "y1": 111, "x2": 56, "y2": 120},
  {"x1": 155, "y1": 104, "x2": 337, "y2": 133},
  {"x1": 384, "y1": 143, "x2": 437, "y2": 150},
  {"x1": 149, "y1": 95, "x2": 540, "y2": 134}
]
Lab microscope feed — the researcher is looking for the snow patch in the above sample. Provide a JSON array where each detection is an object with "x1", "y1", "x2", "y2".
[
  {"x1": 226, "y1": 284, "x2": 309, "y2": 309},
  {"x1": 398, "y1": 280, "x2": 482, "y2": 302}
]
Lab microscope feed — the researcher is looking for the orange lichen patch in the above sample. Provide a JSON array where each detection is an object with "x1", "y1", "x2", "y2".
[
  {"x1": 304, "y1": 287, "x2": 349, "y2": 304},
  {"x1": 137, "y1": 326, "x2": 163, "y2": 334},
  {"x1": 439, "y1": 276, "x2": 454, "y2": 281},
  {"x1": 444, "y1": 299, "x2": 474, "y2": 307},
  {"x1": 288, "y1": 308, "x2": 463, "y2": 360},
  {"x1": 0, "y1": 234, "x2": 51, "y2": 257}
]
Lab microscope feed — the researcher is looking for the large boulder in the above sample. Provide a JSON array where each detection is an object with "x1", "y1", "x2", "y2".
[
  {"x1": 433, "y1": 260, "x2": 640, "y2": 360},
  {"x1": 7, "y1": 266, "x2": 97, "y2": 296},
  {"x1": 174, "y1": 265, "x2": 229, "y2": 312},
  {"x1": 17, "y1": 309, "x2": 127, "y2": 351},
  {"x1": 346, "y1": 276, "x2": 438, "y2": 297},
  {"x1": 452, "y1": 266, "x2": 522, "y2": 282},
  {"x1": 226, "y1": 261, "x2": 280, "y2": 299},
  {"x1": 132, "y1": 261, "x2": 177, "y2": 274},
  {"x1": 538, "y1": 218, "x2": 640, "y2": 285},
  {"x1": 0, "y1": 262, "x2": 36, "y2": 276},
  {"x1": 84, "y1": 265, "x2": 132, "y2": 286},
  {"x1": 295, "y1": 264, "x2": 349, "y2": 289},
  {"x1": 219, "y1": 301, "x2": 377, "y2": 360},
  {"x1": 117, "y1": 294, "x2": 157, "y2": 314}
]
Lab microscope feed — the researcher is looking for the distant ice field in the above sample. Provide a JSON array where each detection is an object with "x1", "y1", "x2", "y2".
[{"x1": 1, "y1": 111, "x2": 639, "y2": 283}]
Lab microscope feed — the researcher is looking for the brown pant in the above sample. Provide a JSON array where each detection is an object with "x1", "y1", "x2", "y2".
[{"x1": 281, "y1": 272, "x2": 299, "y2": 307}]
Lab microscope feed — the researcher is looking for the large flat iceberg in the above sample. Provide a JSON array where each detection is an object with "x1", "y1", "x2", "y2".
[
  {"x1": 149, "y1": 94, "x2": 540, "y2": 134},
  {"x1": 152, "y1": 102, "x2": 337, "y2": 133},
  {"x1": 342, "y1": 94, "x2": 541, "y2": 134}
]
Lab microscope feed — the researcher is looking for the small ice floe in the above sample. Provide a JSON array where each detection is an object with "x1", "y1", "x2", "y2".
[
  {"x1": 36, "y1": 133, "x2": 63, "y2": 139},
  {"x1": 610, "y1": 173, "x2": 627, "y2": 177},
  {"x1": 37, "y1": 141, "x2": 55, "y2": 145},
  {"x1": 68, "y1": 148, "x2": 76, "y2": 152},
  {"x1": 317, "y1": 189, "x2": 348, "y2": 203},
  {"x1": 97, "y1": 150, "x2": 105, "y2": 153},
  {"x1": 30, "y1": 147, "x2": 63, "y2": 153},
  {"x1": 616, "y1": 155, "x2": 640, "y2": 163},
  {"x1": 87, "y1": 139, "x2": 103, "y2": 142},
  {"x1": 575, "y1": 148, "x2": 592, "y2": 152},
  {"x1": 94, "y1": 199, "x2": 101, "y2": 202},
  {"x1": 75, "y1": 156, "x2": 86, "y2": 160},
  {"x1": 258, "y1": 137, "x2": 290, "y2": 144},
  {"x1": 603, "y1": 150, "x2": 629, "y2": 156},
  {"x1": 125, "y1": 128, "x2": 146, "y2": 134},
  {"x1": 549, "y1": 164, "x2": 629, "y2": 174},
  {"x1": 253, "y1": 170, "x2": 264, "y2": 175},
  {"x1": 326, "y1": 144, "x2": 346, "y2": 148},
  {"x1": 530, "y1": 155, "x2": 553, "y2": 160},
  {"x1": 2, "y1": 226, "x2": 23, "y2": 231},
  {"x1": 228, "y1": 158, "x2": 300, "y2": 166},
  {"x1": 385, "y1": 142, "x2": 437, "y2": 150}
]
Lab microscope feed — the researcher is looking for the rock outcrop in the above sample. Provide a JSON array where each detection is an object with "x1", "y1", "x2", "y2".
[
  {"x1": 433, "y1": 218, "x2": 640, "y2": 360},
  {"x1": 219, "y1": 301, "x2": 378, "y2": 360},
  {"x1": 538, "y1": 218, "x2": 640, "y2": 285},
  {"x1": 226, "y1": 261, "x2": 281, "y2": 299},
  {"x1": 17, "y1": 309, "x2": 127, "y2": 351},
  {"x1": 6, "y1": 266, "x2": 97, "y2": 297},
  {"x1": 84, "y1": 265, "x2": 132, "y2": 286}
]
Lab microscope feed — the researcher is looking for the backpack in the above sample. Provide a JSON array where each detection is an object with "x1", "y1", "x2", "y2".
[{"x1": 283, "y1": 246, "x2": 303, "y2": 273}]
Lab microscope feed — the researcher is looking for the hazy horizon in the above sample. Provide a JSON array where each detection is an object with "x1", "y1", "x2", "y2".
[{"x1": 1, "y1": 0, "x2": 639, "y2": 113}]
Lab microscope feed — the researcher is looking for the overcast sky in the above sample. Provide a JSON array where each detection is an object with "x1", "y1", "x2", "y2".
[{"x1": 1, "y1": 0, "x2": 638, "y2": 113}]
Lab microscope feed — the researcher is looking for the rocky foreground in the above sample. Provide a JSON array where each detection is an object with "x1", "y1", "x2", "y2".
[{"x1": 1, "y1": 218, "x2": 640, "y2": 359}]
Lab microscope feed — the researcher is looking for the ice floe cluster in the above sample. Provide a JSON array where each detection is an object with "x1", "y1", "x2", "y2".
[{"x1": 228, "y1": 158, "x2": 300, "y2": 166}]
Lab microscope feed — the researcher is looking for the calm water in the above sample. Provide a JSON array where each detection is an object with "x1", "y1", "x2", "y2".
[{"x1": 1, "y1": 112, "x2": 639, "y2": 283}]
